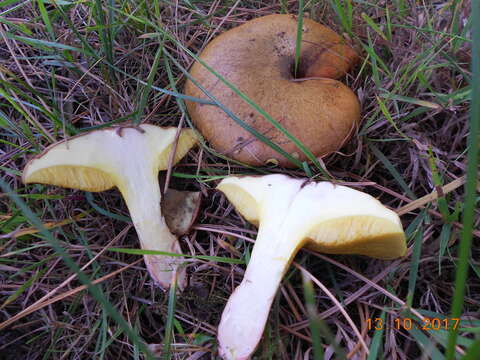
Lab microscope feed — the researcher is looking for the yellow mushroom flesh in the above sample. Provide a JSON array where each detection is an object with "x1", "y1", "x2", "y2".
[
  {"x1": 22, "y1": 125, "x2": 197, "y2": 290},
  {"x1": 216, "y1": 174, "x2": 406, "y2": 360}
]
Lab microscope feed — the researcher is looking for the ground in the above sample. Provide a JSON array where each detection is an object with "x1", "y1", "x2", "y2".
[{"x1": 0, "y1": 0, "x2": 478, "y2": 359}]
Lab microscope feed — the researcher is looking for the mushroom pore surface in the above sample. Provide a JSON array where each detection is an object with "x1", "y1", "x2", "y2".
[{"x1": 185, "y1": 14, "x2": 360, "y2": 167}]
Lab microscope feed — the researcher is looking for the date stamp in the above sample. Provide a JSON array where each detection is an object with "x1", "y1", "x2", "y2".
[{"x1": 367, "y1": 317, "x2": 460, "y2": 331}]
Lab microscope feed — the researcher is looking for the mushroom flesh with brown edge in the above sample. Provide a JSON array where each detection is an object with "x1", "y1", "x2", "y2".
[
  {"x1": 216, "y1": 174, "x2": 407, "y2": 360},
  {"x1": 22, "y1": 125, "x2": 197, "y2": 290},
  {"x1": 184, "y1": 14, "x2": 360, "y2": 167}
]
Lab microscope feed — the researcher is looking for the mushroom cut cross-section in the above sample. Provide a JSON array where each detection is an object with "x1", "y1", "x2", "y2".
[
  {"x1": 184, "y1": 14, "x2": 360, "y2": 167},
  {"x1": 23, "y1": 125, "x2": 197, "y2": 290},
  {"x1": 216, "y1": 174, "x2": 406, "y2": 360}
]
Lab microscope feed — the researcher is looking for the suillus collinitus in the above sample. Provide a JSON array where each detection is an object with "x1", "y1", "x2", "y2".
[
  {"x1": 185, "y1": 14, "x2": 360, "y2": 167},
  {"x1": 23, "y1": 125, "x2": 197, "y2": 290},
  {"x1": 216, "y1": 174, "x2": 406, "y2": 359}
]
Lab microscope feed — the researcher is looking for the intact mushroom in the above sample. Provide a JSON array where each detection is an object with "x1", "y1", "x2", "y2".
[
  {"x1": 184, "y1": 14, "x2": 360, "y2": 167},
  {"x1": 22, "y1": 125, "x2": 197, "y2": 290},
  {"x1": 216, "y1": 174, "x2": 406, "y2": 360}
]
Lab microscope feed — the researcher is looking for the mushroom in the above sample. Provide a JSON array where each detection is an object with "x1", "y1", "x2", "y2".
[
  {"x1": 184, "y1": 14, "x2": 360, "y2": 167},
  {"x1": 22, "y1": 125, "x2": 197, "y2": 290},
  {"x1": 216, "y1": 174, "x2": 406, "y2": 359},
  {"x1": 162, "y1": 189, "x2": 201, "y2": 236}
]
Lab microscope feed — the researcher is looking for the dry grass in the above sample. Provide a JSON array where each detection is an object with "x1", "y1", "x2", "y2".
[{"x1": 0, "y1": 0, "x2": 478, "y2": 359}]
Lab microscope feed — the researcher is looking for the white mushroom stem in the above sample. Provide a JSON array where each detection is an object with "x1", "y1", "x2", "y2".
[
  {"x1": 216, "y1": 175, "x2": 406, "y2": 360},
  {"x1": 218, "y1": 180, "x2": 302, "y2": 360},
  {"x1": 22, "y1": 125, "x2": 197, "y2": 290},
  {"x1": 118, "y1": 165, "x2": 184, "y2": 288},
  {"x1": 218, "y1": 222, "x2": 300, "y2": 360}
]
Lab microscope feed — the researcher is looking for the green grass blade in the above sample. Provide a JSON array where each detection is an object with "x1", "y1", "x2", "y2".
[
  {"x1": 0, "y1": 86, "x2": 49, "y2": 144},
  {"x1": 4, "y1": 33, "x2": 85, "y2": 53},
  {"x1": 329, "y1": 0, "x2": 353, "y2": 34},
  {"x1": 438, "y1": 223, "x2": 452, "y2": 274},
  {"x1": 369, "y1": 143, "x2": 416, "y2": 199},
  {"x1": 375, "y1": 95, "x2": 410, "y2": 140},
  {"x1": 409, "y1": 327, "x2": 445, "y2": 359},
  {"x1": 446, "y1": 0, "x2": 480, "y2": 357},
  {"x1": 134, "y1": 38, "x2": 165, "y2": 125},
  {"x1": 407, "y1": 226, "x2": 423, "y2": 308},
  {"x1": 0, "y1": 0, "x2": 29, "y2": 16},
  {"x1": 93, "y1": 0, "x2": 114, "y2": 69},
  {"x1": 98, "y1": 310, "x2": 108, "y2": 360},
  {"x1": 428, "y1": 148, "x2": 451, "y2": 221},
  {"x1": 162, "y1": 275, "x2": 177, "y2": 360},
  {"x1": 36, "y1": 0, "x2": 54, "y2": 39},
  {"x1": 0, "y1": 0, "x2": 24, "y2": 7},
  {"x1": 104, "y1": 60, "x2": 215, "y2": 105},
  {"x1": 462, "y1": 340, "x2": 480, "y2": 360},
  {"x1": 361, "y1": 12, "x2": 388, "y2": 41},
  {"x1": 109, "y1": 247, "x2": 245, "y2": 264},
  {"x1": 294, "y1": 0, "x2": 304, "y2": 78},
  {"x1": 85, "y1": 192, "x2": 131, "y2": 222},
  {"x1": 1, "y1": 267, "x2": 46, "y2": 308},
  {"x1": 367, "y1": 311, "x2": 386, "y2": 360},
  {"x1": 302, "y1": 273, "x2": 324, "y2": 359}
]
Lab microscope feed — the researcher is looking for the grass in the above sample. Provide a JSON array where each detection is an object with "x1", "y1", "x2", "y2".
[
  {"x1": 446, "y1": 0, "x2": 480, "y2": 357},
  {"x1": 0, "y1": 0, "x2": 478, "y2": 359}
]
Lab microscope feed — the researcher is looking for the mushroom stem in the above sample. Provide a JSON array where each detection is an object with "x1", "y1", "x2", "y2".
[
  {"x1": 218, "y1": 222, "x2": 300, "y2": 360},
  {"x1": 118, "y1": 170, "x2": 184, "y2": 288}
]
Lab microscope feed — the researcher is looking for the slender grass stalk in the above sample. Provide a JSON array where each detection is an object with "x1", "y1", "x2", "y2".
[
  {"x1": 302, "y1": 273, "x2": 324, "y2": 359},
  {"x1": 428, "y1": 149, "x2": 451, "y2": 221},
  {"x1": 410, "y1": 327, "x2": 445, "y2": 359},
  {"x1": 438, "y1": 224, "x2": 452, "y2": 274},
  {"x1": 407, "y1": 226, "x2": 424, "y2": 308},
  {"x1": 446, "y1": 1, "x2": 480, "y2": 357},
  {"x1": 3, "y1": 1, "x2": 478, "y2": 357},
  {"x1": 134, "y1": 37, "x2": 165, "y2": 125},
  {"x1": 329, "y1": 0, "x2": 353, "y2": 35},
  {"x1": 36, "y1": 0, "x2": 54, "y2": 40},
  {"x1": 361, "y1": 12, "x2": 388, "y2": 41},
  {"x1": 369, "y1": 143, "x2": 416, "y2": 199},
  {"x1": 162, "y1": 274, "x2": 177, "y2": 360},
  {"x1": 109, "y1": 247, "x2": 245, "y2": 265},
  {"x1": 449, "y1": 0, "x2": 462, "y2": 51},
  {"x1": 294, "y1": 0, "x2": 304, "y2": 78},
  {"x1": 367, "y1": 311, "x2": 386, "y2": 360},
  {"x1": 462, "y1": 339, "x2": 480, "y2": 359},
  {"x1": 93, "y1": 0, "x2": 114, "y2": 77}
]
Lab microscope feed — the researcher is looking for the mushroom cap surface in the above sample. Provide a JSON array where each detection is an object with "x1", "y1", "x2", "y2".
[{"x1": 185, "y1": 14, "x2": 360, "y2": 167}]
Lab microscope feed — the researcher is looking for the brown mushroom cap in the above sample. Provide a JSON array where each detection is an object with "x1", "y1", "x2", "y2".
[{"x1": 184, "y1": 14, "x2": 361, "y2": 167}]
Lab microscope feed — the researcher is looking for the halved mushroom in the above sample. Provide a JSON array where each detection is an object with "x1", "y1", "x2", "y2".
[
  {"x1": 216, "y1": 174, "x2": 406, "y2": 360},
  {"x1": 22, "y1": 125, "x2": 197, "y2": 290}
]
